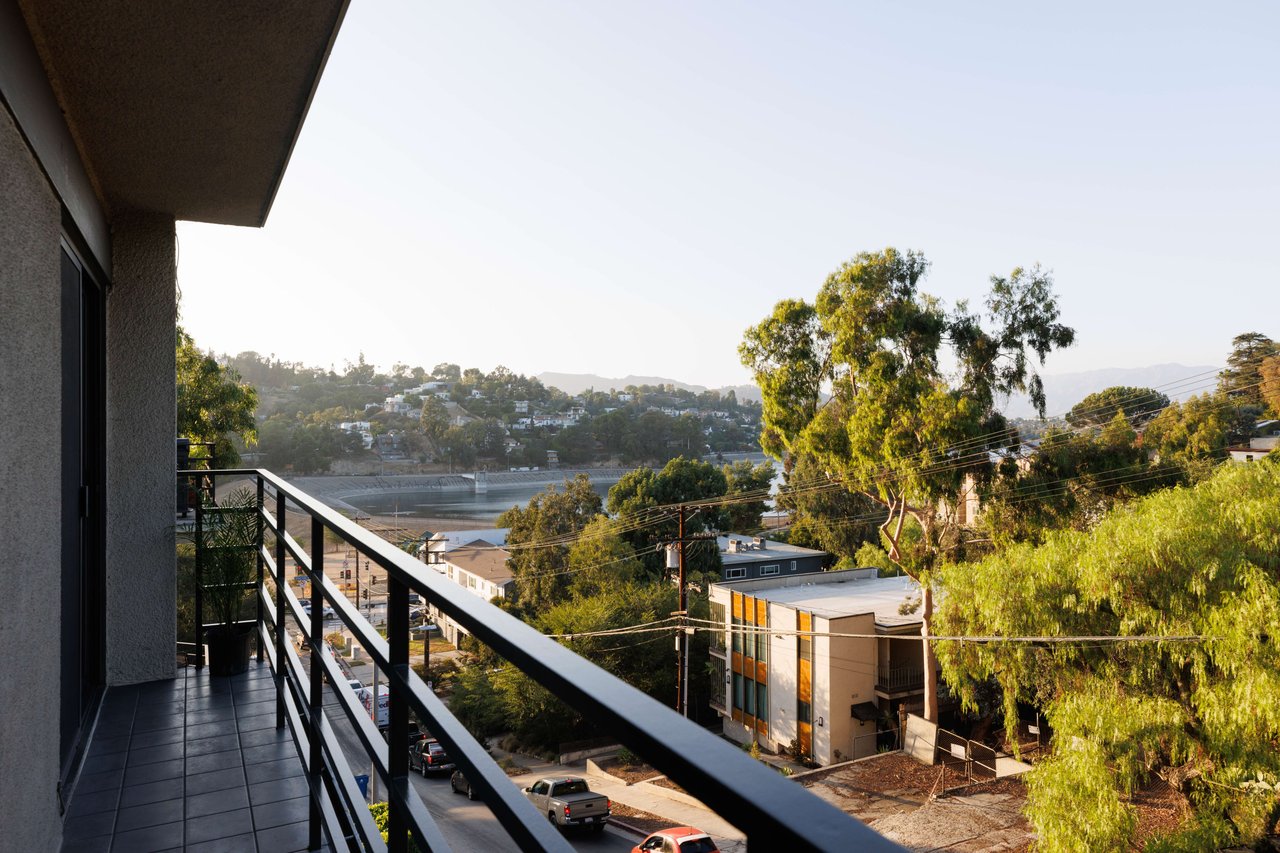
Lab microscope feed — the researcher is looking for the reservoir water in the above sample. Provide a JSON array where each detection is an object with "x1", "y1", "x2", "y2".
[{"x1": 343, "y1": 480, "x2": 618, "y2": 523}]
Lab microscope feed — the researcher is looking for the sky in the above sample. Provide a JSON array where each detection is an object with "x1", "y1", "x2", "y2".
[{"x1": 177, "y1": 1, "x2": 1279, "y2": 390}]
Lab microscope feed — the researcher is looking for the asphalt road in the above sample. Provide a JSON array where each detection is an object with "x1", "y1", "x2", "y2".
[{"x1": 318, "y1": 677, "x2": 635, "y2": 853}]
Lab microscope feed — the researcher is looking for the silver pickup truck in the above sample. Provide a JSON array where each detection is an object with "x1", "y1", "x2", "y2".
[{"x1": 523, "y1": 776, "x2": 610, "y2": 832}]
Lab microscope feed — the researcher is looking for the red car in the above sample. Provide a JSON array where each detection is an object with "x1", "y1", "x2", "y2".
[{"x1": 631, "y1": 826, "x2": 720, "y2": 853}]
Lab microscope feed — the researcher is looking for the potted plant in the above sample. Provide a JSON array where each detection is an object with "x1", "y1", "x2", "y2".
[{"x1": 200, "y1": 487, "x2": 259, "y2": 675}]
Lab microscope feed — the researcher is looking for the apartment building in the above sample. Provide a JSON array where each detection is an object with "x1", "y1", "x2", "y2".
[
  {"x1": 717, "y1": 534, "x2": 828, "y2": 581},
  {"x1": 708, "y1": 570, "x2": 933, "y2": 765},
  {"x1": 424, "y1": 540, "x2": 515, "y2": 646}
]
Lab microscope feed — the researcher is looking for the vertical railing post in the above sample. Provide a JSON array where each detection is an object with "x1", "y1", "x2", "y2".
[
  {"x1": 308, "y1": 517, "x2": 325, "y2": 852},
  {"x1": 194, "y1": 492, "x2": 204, "y2": 670},
  {"x1": 387, "y1": 572, "x2": 409, "y2": 853},
  {"x1": 275, "y1": 488, "x2": 287, "y2": 730},
  {"x1": 256, "y1": 475, "x2": 265, "y2": 663}
]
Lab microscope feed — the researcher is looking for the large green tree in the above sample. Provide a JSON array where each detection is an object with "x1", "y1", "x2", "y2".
[
  {"x1": 936, "y1": 460, "x2": 1280, "y2": 853},
  {"x1": 979, "y1": 414, "x2": 1175, "y2": 547},
  {"x1": 176, "y1": 326, "x2": 258, "y2": 465},
  {"x1": 606, "y1": 457, "x2": 728, "y2": 582},
  {"x1": 497, "y1": 475, "x2": 602, "y2": 612},
  {"x1": 740, "y1": 248, "x2": 1074, "y2": 720},
  {"x1": 1218, "y1": 332, "x2": 1277, "y2": 408},
  {"x1": 1142, "y1": 393, "x2": 1233, "y2": 480},
  {"x1": 720, "y1": 459, "x2": 775, "y2": 533},
  {"x1": 775, "y1": 452, "x2": 886, "y2": 559},
  {"x1": 1065, "y1": 385, "x2": 1170, "y2": 429}
]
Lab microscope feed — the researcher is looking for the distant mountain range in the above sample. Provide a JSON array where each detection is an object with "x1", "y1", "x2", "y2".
[
  {"x1": 537, "y1": 372, "x2": 762, "y2": 402},
  {"x1": 1004, "y1": 363, "x2": 1218, "y2": 419},
  {"x1": 538, "y1": 364, "x2": 1219, "y2": 419}
]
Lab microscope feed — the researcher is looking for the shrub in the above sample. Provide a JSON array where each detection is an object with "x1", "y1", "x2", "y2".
[{"x1": 616, "y1": 746, "x2": 639, "y2": 766}]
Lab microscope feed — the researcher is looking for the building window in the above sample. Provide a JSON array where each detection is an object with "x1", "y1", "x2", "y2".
[
  {"x1": 733, "y1": 673, "x2": 744, "y2": 710},
  {"x1": 744, "y1": 678, "x2": 756, "y2": 716},
  {"x1": 790, "y1": 560, "x2": 797, "y2": 572},
  {"x1": 725, "y1": 567, "x2": 746, "y2": 580},
  {"x1": 760, "y1": 564, "x2": 779, "y2": 576},
  {"x1": 798, "y1": 700, "x2": 811, "y2": 724},
  {"x1": 756, "y1": 682, "x2": 768, "y2": 725}
]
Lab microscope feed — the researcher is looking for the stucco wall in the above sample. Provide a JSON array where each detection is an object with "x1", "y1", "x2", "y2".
[
  {"x1": 766, "y1": 603, "x2": 798, "y2": 754},
  {"x1": 0, "y1": 100, "x2": 65, "y2": 852},
  {"x1": 105, "y1": 212, "x2": 177, "y2": 684},
  {"x1": 820, "y1": 613, "x2": 878, "y2": 763}
]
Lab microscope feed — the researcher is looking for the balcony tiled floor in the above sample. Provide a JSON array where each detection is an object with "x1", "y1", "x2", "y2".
[{"x1": 62, "y1": 660, "x2": 332, "y2": 852}]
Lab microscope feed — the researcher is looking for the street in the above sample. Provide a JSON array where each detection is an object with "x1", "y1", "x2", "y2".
[{"x1": 317, "y1": 670, "x2": 635, "y2": 853}]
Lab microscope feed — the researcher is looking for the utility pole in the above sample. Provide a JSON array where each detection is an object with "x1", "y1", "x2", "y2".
[{"x1": 673, "y1": 505, "x2": 689, "y2": 718}]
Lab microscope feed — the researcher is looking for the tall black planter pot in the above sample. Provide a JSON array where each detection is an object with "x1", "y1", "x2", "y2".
[{"x1": 206, "y1": 625, "x2": 254, "y2": 676}]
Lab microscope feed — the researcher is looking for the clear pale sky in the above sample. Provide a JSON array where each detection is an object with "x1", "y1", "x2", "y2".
[{"x1": 177, "y1": 1, "x2": 1278, "y2": 389}]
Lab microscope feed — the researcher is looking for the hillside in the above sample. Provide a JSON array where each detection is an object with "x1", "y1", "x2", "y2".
[{"x1": 537, "y1": 371, "x2": 761, "y2": 402}]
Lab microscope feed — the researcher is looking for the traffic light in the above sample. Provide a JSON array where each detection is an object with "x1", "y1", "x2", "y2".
[{"x1": 362, "y1": 588, "x2": 370, "y2": 601}]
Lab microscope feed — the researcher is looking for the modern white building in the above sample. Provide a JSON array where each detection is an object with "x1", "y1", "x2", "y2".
[
  {"x1": 417, "y1": 528, "x2": 510, "y2": 566},
  {"x1": 708, "y1": 570, "x2": 934, "y2": 766}
]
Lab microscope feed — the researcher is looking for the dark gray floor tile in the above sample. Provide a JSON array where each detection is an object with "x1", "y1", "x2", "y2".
[
  {"x1": 60, "y1": 833, "x2": 112, "y2": 853},
  {"x1": 186, "y1": 806, "x2": 254, "y2": 844},
  {"x1": 131, "y1": 714, "x2": 184, "y2": 735},
  {"x1": 67, "y1": 787, "x2": 121, "y2": 818},
  {"x1": 185, "y1": 767, "x2": 245, "y2": 796},
  {"x1": 186, "y1": 693, "x2": 235, "y2": 711},
  {"x1": 75, "y1": 767, "x2": 124, "y2": 795},
  {"x1": 186, "y1": 784, "x2": 250, "y2": 819},
  {"x1": 241, "y1": 741, "x2": 296, "y2": 766},
  {"x1": 186, "y1": 720, "x2": 239, "y2": 740},
  {"x1": 129, "y1": 727, "x2": 185, "y2": 748},
  {"x1": 90, "y1": 719, "x2": 132, "y2": 739},
  {"x1": 187, "y1": 733, "x2": 240, "y2": 756},
  {"x1": 62, "y1": 810, "x2": 116, "y2": 843},
  {"x1": 239, "y1": 726, "x2": 290, "y2": 748},
  {"x1": 81, "y1": 750, "x2": 129, "y2": 775},
  {"x1": 248, "y1": 774, "x2": 309, "y2": 806},
  {"x1": 185, "y1": 833, "x2": 257, "y2": 853},
  {"x1": 127, "y1": 742, "x2": 186, "y2": 767},
  {"x1": 251, "y1": 794, "x2": 309, "y2": 830},
  {"x1": 123, "y1": 758, "x2": 183, "y2": 787},
  {"x1": 245, "y1": 757, "x2": 303, "y2": 784},
  {"x1": 235, "y1": 698, "x2": 275, "y2": 718},
  {"x1": 86, "y1": 734, "x2": 132, "y2": 756},
  {"x1": 109, "y1": 819, "x2": 183, "y2": 852},
  {"x1": 187, "y1": 705, "x2": 237, "y2": 725},
  {"x1": 255, "y1": 819, "x2": 314, "y2": 852},
  {"x1": 185, "y1": 748, "x2": 244, "y2": 776},
  {"x1": 118, "y1": 778, "x2": 182, "y2": 808},
  {"x1": 236, "y1": 712, "x2": 275, "y2": 733},
  {"x1": 114, "y1": 796, "x2": 184, "y2": 832}
]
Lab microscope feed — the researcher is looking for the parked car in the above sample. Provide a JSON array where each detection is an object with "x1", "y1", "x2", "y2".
[
  {"x1": 523, "y1": 776, "x2": 610, "y2": 833},
  {"x1": 449, "y1": 769, "x2": 475, "y2": 800},
  {"x1": 631, "y1": 827, "x2": 720, "y2": 853},
  {"x1": 408, "y1": 738, "x2": 454, "y2": 775}
]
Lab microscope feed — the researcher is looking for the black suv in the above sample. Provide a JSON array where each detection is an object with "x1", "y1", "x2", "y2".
[{"x1": 408, "y1": 738, "x2": 454, "y2": 776}]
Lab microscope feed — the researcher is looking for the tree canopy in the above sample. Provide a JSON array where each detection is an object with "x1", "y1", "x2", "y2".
[
  {"x1": 740, "y1": 248, "x2": 1074, "y2": 719},
  {"x1": 1218, "y1": 332, "x2": 1277, "y2": 408},
  {"x1": 497, "y1": 475, "x2": 602, "y2": 612},
  {"x1": 1065, "y1": 385, "x2": 1170, "y2": 429},
  {"x1": 176, "y1": 326, "x2": 258, "y2": 465},
  {"x1": 936, "y1": 460, "x2": 1280, "y2": 853}
]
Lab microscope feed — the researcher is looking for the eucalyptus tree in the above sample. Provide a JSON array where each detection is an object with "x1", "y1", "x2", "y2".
[{"x1": 739, "y1": 248, "x2": 1074, "y2": 720}]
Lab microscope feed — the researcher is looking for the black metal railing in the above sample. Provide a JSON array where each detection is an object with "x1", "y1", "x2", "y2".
[
  {"x1": 876, "y1": 664, "x2": 925, "y2": 693},
  {"x1": 187, "y1": 468, "x2": 906, "y2": 852}
]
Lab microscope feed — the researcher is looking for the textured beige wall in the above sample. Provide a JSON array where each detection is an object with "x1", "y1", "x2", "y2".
[
  {"x1": 0, "y1": 101, "x2": 66, "y2": 852},
  {"x1": 819, "y1": 613, "x2": 877, "y2": 763},
  {"x1": 105, "y1": 212, "x2": 177, "y2": 684}
]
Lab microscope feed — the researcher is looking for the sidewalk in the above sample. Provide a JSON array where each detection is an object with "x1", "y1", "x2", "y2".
[{"x1": 498, "y1": 748, "x2": 746, "y2": 853}]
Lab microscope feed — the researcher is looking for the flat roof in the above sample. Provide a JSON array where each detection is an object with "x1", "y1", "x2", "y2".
[
  {"x1": 715, "y1": 571, "x2": 922, "y2": 629},
  {"x1": 718, "y1": 533, "x2": 827, "y2": 566}
]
